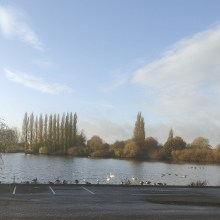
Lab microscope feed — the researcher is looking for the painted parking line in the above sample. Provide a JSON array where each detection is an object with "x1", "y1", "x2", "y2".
[
  {"x1": 81, "y1": 186, "x2": 95, "y2": 194},
  {"x1": 12, "y1": 186, "x2": 16, "y2": 194},
  {"x1": 48, "y1": 186, "x2": 56, "y2": 194},
  {"x1": 131, "y1": 194, "x2": 187, "y2": 196}
]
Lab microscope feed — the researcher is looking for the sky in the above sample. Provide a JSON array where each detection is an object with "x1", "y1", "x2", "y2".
[{"x1": 1, "y1": 0, "x2": 220, "y2": 147}]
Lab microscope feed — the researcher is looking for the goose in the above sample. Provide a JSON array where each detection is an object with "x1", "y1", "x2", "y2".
[
  {"x1": 110, "y1": 173, "x2": 115, "y2": 178},
  {"x1": 140, "y1": 181, "x2": 144, "y2": 185},
  {"x1": 125, "y1": 180, "x2": 131, "y2": 185},
  {"x1": 32, "y1": 178, "x2": 37, "y2": 183},
  {"x1": 55, "y1": 178, "x2": 61, "y2": 184},
  {"x1": 146, "y1": 181, "x2": 151, "y2": 184},
  {"x1": 120, "y1": 181, "x2": 124, "y2": 185},
  {"x1": 74, "y1": 179, "x2": 79, "y2": 184},
  {"x1": 182, "y1": 175, "x2": 187, "y2": 178},
  {"x1": 62, "y1": 180, "x2": 68, "y2": 184}
]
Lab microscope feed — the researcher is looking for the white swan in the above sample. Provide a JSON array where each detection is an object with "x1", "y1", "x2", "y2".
[
  {"x1": 107, "y1": 175, "x2": 110, "y2": 182},
  {"x1": 110, "y1": 173, "x2": 115, "y2": 178},
  {"x1": 131, "y1": 176, "x2": 137, "y2": 180}
]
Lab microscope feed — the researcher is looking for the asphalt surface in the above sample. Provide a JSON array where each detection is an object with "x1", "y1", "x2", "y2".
[{"x1": 0, "y1": 184, "x2": 220, "y2": 219}]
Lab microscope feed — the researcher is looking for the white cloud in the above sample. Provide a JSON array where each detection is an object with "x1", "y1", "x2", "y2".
[
  {"x1": 132, "y1": 24, "x2": 220, "y2": 147},
  {"x1": 0, "y1": 5, "x2": 43, "y2": 51},
  {"x1": 5, "y1": 69, "x2": 73, "y2": 94}
]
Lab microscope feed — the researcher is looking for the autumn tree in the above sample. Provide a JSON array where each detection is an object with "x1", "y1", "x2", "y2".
[
  {"x1": 109, "y1": 140, "x2": 125, "y2": 157},
  {"x1": 22, "y1": 112, "x2": 29, "y2": 151},
  {"x1": 191, "y1": 137, "x2": 211, "y2": 149},
  {"x1": 168, "y1": 128, "x2": 173, "y2": 140},
  {"x1": 87, "y1": 135, "x2": 103, "y2": 153},
  {"x1": 163, "y1": 137, "x2": 186, "y2": 157},
  {"x1": 123, "y1": 141, "x2": 139, "y2": 158},
  {"x1": 69, "y1": 112, "x2": 73, "y2": 147}
]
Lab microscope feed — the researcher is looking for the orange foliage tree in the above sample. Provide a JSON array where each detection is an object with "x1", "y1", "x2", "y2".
[{"x1": 163, "y1": 137, "x2": 186, "y2": 157}]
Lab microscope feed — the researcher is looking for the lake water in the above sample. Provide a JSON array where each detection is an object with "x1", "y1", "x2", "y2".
[{"x1": 1, "y1": 153, "x2": 220, "y2": 186}]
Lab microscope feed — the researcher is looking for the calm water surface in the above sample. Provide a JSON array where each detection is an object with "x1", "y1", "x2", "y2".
[{"x1": 1, "y1": 153, "x2": 220, "y2": 186}]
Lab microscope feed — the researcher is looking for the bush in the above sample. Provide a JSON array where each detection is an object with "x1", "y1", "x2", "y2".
[
  {"x1": 150, "y1": 150, "x2": 167, "y2": 160},
  {"x1": 68, "y1": 146, "x2": 85, "y2": 156},
  {"x1": 39, "y1": 146, "x2": 48, "y2": 154},
  {"x1": 172, "y1": 148, "x2": 215, "y2": 162},
  {"x1": 188, "y1": 180, "x2": 208, "y2": 186}
]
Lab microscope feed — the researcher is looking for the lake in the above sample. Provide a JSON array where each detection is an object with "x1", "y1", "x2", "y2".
[{"x1": 1, "y1": 153, "x2": 220, "y2": 186}]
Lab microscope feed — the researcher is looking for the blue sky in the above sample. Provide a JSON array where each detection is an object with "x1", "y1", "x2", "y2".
[{"x1": 1, "y1": 0, "x2": 220, "y2": 147}]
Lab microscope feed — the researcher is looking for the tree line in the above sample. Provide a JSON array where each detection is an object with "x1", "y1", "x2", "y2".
[
  {"x1": 21, "y1": 112, "x2": 86, "y2": 154},
  {"x1": 2, "y1": 112, "x2": 220, "y2": 162}
]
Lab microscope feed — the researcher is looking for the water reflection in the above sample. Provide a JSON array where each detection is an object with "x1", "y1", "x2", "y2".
[{"x1": 1, "y1": 153, "x2": 220, "y2": 186}]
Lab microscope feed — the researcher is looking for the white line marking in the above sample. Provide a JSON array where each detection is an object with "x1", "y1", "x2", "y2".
[
  {"x1": 48, "y1": 186, "x2": 56, "y2": 194},
  {"x1": 12, "y1": 186, "x2": 16, "y2": 194},
  {"x1": 81, "y1": 186, "x2": 94, "y2": 194},
  {"x1": 131, "y1": 194, "x2": 185, "y2": 196}
]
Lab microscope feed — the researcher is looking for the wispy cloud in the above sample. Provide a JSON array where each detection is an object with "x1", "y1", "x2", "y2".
[
  {"x1": 132, "y1": 23, "x2": 220, "y2": 147},
  {"x1": 5, "y1": 69, "x2": 73, "y2": 94},
  {"x1": 0, "y1": 5, "x2": 43, "y2": 51}
]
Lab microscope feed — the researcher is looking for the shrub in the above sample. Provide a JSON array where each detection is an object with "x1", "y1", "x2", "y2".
[
  {"x1": 188, "y1": 180, "x2": 208, "y2": 186},
  {"x1": 150, "y1": 150, "x2": 167, "y2": 160},
  {"x1": 172, "y1": 148, "x2": 215, "y2": 162},
  {"x1": 68, "y1": 146, "x2": 85, "y2": 156},
  {"x1": 39, "y1": 146, "x2": 48, "y2": 154}
]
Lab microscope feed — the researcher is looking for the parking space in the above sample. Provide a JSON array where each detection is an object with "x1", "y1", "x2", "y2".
[
  {"x1": 0, "y1": 184, "x2": 15, "y2": 194},
  {"x1": 13, "y1": 184, "x2": 53, "y2": 195}
]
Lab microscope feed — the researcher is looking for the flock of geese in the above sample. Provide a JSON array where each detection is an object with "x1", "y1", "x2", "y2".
[{"x1": 15, "y1": 167, "x2": 202, "y2": 185}]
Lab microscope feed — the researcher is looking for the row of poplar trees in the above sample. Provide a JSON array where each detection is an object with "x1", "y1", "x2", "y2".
[{"x1": 22, "y1": 112, "x2": 77, "y2": 153}]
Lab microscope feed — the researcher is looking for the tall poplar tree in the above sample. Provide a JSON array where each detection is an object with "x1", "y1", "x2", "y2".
[
  {"x1": 44, "y1": 114, "x2": 48, "y2": 146},
  {"x1": 29, "y1": 112, "x2": 34, "y2": 150},
  {"x1": 60, "y1": 113, "x2": 65, "y2": 151},
  {"x1": 48, "y1": 114, "x2": 53, "y2": 152},
  {"x1": 52, "y1": 114, "x2": 57, "y2": 151},
  {"x1": 168, "y1": 128, "x2": 173, "y2": 140},
  {"x1": 73, "y1": 113, "x2": 77, "y2": 146},
  {"x1": 38, "y1": 113, "x2": 43, "y2": 147},
  {"x1": 22, "y1": 112, "x2": 29, "y2": 151},
  {"x1": 69, "y1": 112, "x2": 73, "y2": 147},
  {"x1": 64, "y1": 113, "x2": 69, "y2": 152},
  {"x1": 34, "y1": 116, "x2": 38, "y2": 150},
  {"x1": 133, "y1": 112, "x2": 145, "y2": 143},
  {"x1": 57, "y1": 114, "x2": 60, "y2": 150}
]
